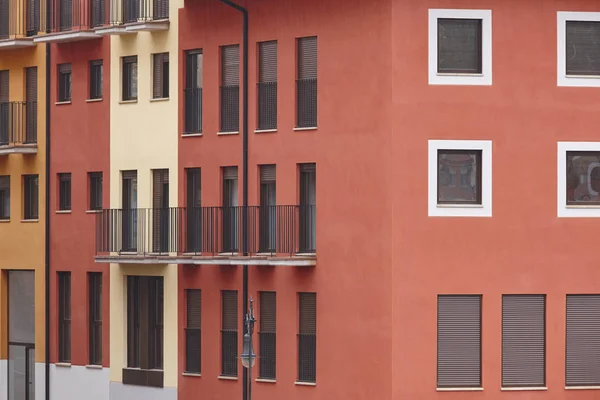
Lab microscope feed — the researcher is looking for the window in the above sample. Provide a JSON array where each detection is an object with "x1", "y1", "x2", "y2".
[
  {"x1": 58, "y1": 173, "x2": 71, "y2": 211},
  {"x1": 58, "y1": 63, "x2": 72, "y2": 102},
  {"x1": 122, "y1": 56, "x2": 138, "y2": 101},
  {"x1": 26, "y1": 0, "x2": 40, "y2": 36},
  {"x1": 151, "y1": 169, "x2": 169, "y2": 253},
  {"x1": 126, "y1": 276, "x2": 164, "y2": 388},
  {"x1": 121, "y1": 171, "x2": 138, "y2": 252},
  {"x1": 0, "y1": 176, "x2": 9, "y2": 220},
  {"x1": 558, "y1": 12, "x2": 600, "y2": 87},
  {"x1": 437, "y1": 295, "x2": 481, "y2": 388},
  {"x1": 89, "y1": 60, "x2": 103, "y2": 100},
  {"x1": 259, "y1": 291, "x2": 276, "y2": 380},
  {"x1": 152, "y1": 53, "x2": 169, "y2": 99},
  {"x1": 184, "y1": 50, "x2": 203, "y2": 134},
  {"x1": 258, "y1": 41, "x2": 277, "y2": 130},
  {"x1": 259, "y1": 165, "x2": 276, "y2": 253},
  {"x1": 501, "y1": 295, "x2": 545, "y2": 388},
  {"x1": 90, "y1": 0, "x2": 104, "y2": 27},
  {"x1": 185, "y1": 289, "x2": 201, "y2": 374},
  {"x1": 428, "y1": 140, "x2": 492, "y2": 217},
  {"x1": 0, "y1": 70, "x2": 7, "y2": 145},
  {"x1": 296, "y1": 36, "x2": 317, "y2": 128},
  {"x1": 222, "y1": 167, "x2": 238, "y2": 253},
  {"x1": 89, "y1": 172, "x2": 103, "y2": 211},
  {"x1": 23, "y1": 174, "x2": 38, "y2": 220},
  {"x1": 298, "y1": 292, "x2": 316, "y2": 383},
  {"x1": 299, "y1": 163, "x2": 316, "y2": 253},
  {"x1": 186, "y1": 168, "x2": 202, "y2": 252},
  {"x1": 89, "y1": 272, "x2": 102, "y2": 366},
  {"x1": 25, "y1": 66, "x2": 37, "y2": 144},
  {"x1": 220, "y1": 45, "x2": 240, "y2": 133},
  {"x1": 428, "y1": 9, "x2": 492, "y2": 85},
  {"x1": 58, "y1": 272, "x2": 71, "y2": 363},
  {"x1": 221, "y1": 290, "x2": 237, "y2": 377},
  {"x1": 566, "y1": 295, "x2": 600, "y2": 386},
  {"x1": 557, "y1": 142, "x2": 600, "y2": 217}
]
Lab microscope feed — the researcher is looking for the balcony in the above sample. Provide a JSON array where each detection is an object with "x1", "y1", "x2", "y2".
[
  {"x1": 0, "y1": 102, "x2": 38, "y2": 155},
  {"x1": 93, "y1": 0, "x2": 168, "y2": 35},
  {"x1": 94, "y1": 206, "x2": 316, "y2": 266},
  {"x1": 33, "y1": 0, "x2": 101, "y2": 43},
  {"x1": 0, "y1": 0, "x2": 40, "y2": 49}
]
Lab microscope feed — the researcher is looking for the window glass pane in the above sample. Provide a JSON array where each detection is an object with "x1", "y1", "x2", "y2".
[
  {"x1": 437, "y1": 150, "x2": 481, "y2": 204},
  {"x1": 567, "y1": 151, "x2": 600, "y2": 204},
  {"x1": 566, "y1": 21, "x2": 600, "y2": 75},
  {"x1": 8, "y1": 271, "x2": 35, "y2": 343},
  {"x1": 437, "y1": 19, "x2": 482, "y2": 73},
  {"x1": 8, "y1": 345, "x2": 26, "y2": 400}
]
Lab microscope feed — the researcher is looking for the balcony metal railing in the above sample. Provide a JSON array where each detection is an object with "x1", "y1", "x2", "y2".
[
  {"x1": 0, "y1": 0, "x2": 40, "y2": 39},
  {"x1": 95, "y1": 205, "x2": 316, "y2": 257},
  {"x1": 99, "y1": 0, "x2": 167, "y2": 25},
  {"x1": 0, "y1": 101, "x2": 37, "y2": 146},
  {"x1": 42, "y1": 0, "x2": 95, "y2": 32}
]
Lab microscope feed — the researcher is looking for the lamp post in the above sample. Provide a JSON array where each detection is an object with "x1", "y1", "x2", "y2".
[{"x1": 240, "y1": 297, "x2": 257, "y2": 400}]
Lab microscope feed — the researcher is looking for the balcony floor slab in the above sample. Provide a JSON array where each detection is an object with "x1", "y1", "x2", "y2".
[
  {"x1": 94, "y1": 25, "x2": 135, "y2": 35},
  {"x1": 94, "y1": 254, "x2": 317, "y2": 267},
  {"x1": 0, "y1": 38, "x2": 36, "y2": 49},
  {"x1": 34, "y1": 31, "x2": 101, "y2": 43},
  {"x1": 125, "y1": 20, "x2": 169, "y2": 32},
  {"x1": 0, "y1": 144, "x2": 38, "y2": 155}
]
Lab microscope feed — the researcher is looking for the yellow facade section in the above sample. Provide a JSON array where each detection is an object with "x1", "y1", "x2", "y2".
[{"x1": 0, "y1": 44, "x2": 47, "y2": 362}]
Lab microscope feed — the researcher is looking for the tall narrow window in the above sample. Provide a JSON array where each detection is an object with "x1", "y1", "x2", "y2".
[
  {"x1": 89, "y1": 172, "x2": 103, "y2": 211},
  {"x1": 296, "y1": 36, "x2": 317, "y2": 128},
  {"x1": 89, "y1": 60, "x2": 103, "y2": 100},
  {"x1": 222, "y1": 167, "x2": 238, "y2": 253},
  {"x1": 186, "y1": 168, "x2": 201, "y2": 252},
  {"x1": 184, "y1": 49, "x2": 203, "y2": 134},
  {"x1": 258, "y1": 41, "x2": 277, "y2": 130},
  {"x1": 59, "y1": 0, "x2": 73, "y2": 30},
  {"x1": 152, "y1": 169, "x2": 169, "y2": 253},
  {"x1": 220, "y1": 45, "x2": 239, "y2": 133},
  {"x1": 298, "y1": 292, "x2": 316, "y2": 383},
  {"x1": 259, "y1": 165, "x2": 276, "y2": 253},
  {"x1": 259, "y1": 291, "x2": 276, "y2": 380},
  {"x1": 26, "y1": 0, "x2": 40, "y2": 36},
  {"x1": 0, "y1": 176, "x2": 9, "y2": 220},
  {"x1": 221, "y1": 290, "x2": 238, "y2": 377},
  {"x1": 0, "y1": 70, "x2": 8, "y2": 145},
  {"x1": 566, "y1": 295, "x2": 600, "y2": 386},
  {"x1": 185, "y1": 289, "x2": 201, "y2": 374},
  {"x1": 122, "y1": 56, "x2": 138, "y2": 101},
  {"x1": 25, "y1": 66, "x2": 37, "y2": 144},
  {"x1": 121, "y1": 171, "x2": 137, "y2": 252},
  {"x1": 58, "y1": 63, "x2": 72, "y2": 102},
  {"x1": 89, "y1": 272, "x2": 102, "y2": 365},
  {"x1": 152, "y1": 53, "x2": 169, "y2": 99},
  {"x1": 58, "y1": 173, "x2": 72, "y2": 211},
  {"x1": 299, "y1": 164, "x2": 316, "y2": 253},
  {"x1": 23, "y1": 174, "x2": 39, "y2": 220},
  {"x1": 58, "y1": 271, "x2": 71, "y2": 363}
]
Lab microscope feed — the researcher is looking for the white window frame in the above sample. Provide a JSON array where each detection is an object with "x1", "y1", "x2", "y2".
[
  {"x1": 428, "y1": 9, "x2": 492, "y2": 86},
  {"x1": 557, "y1": 12, "x2": 600, "y2": 87},
  {"x1": 428, "y1": 140, "x2": 492, "y2": 217},
  {"x1": 557, "y1": 141, "x2": 600, "y2": 217}
]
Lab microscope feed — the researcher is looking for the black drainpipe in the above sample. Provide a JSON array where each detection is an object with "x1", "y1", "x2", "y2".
[
  {"x1": 44, "y1": 13, "x2": 51, "y2": 400},
  {"x1": 217, "y1": 2, "x2": 248, "y2": 400}
]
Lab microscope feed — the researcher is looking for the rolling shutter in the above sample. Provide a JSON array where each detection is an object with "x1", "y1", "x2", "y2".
[
  {"x1": 153, "y1": 53, "x2": 168, "y2": 99},
  {"x1": 297, "y1": 37, "x2": 317, "y2": 80},
  {"x1": 259, "y1": 41, "x2": 277, "y2": 83},
  {"x1": 0, "y1": 0, "x2": 9, "y2": 38},
  {"x1": 502, "y1": 295, "x2": 545, "y2": 387},
  {"x1": 221, "y1": 290, "x2": 238, "y2": 377},
  {"x1": 259, "y1": 291, "x2": 276, "y2": 379},
  {"x1": 298, "y1": 292, "x2": 316, "y2": 383},
  {"x1": 0, "y1": 70, "x2": 8, "y2": 102},
  {"x1": 566, "y1": 295, "x2": 600, "y2": 386},
  {"x1": 260, "y1": 165, "x2": 275, "y2": 183},
  {"x1": 222, "y1": 290, "x2": 237, "y2": 331},
  {"x1": 221, "y1": 45, "x2": 239, "y2": 86},
  {"x1": 566, "y1": 21, "x2": 600, "y2": 75},
  {"x1": 223, "y1": 167, "x2": 237, "y2": 181},
  {"x1": 437, "y1": 295, "x2": 481, "y2": 388},
  {"x1": 25, "y1": 67, "x2": 37, "y2": 143},
  {"x1": 185, "y1": 289, "x2": 201, "y2": 373}
]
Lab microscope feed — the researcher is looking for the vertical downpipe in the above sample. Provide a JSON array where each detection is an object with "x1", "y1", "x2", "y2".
[{"x1": 44, "y1": 5, "x2": 51, "y2": 398}]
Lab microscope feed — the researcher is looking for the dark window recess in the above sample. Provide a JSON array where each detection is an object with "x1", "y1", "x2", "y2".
[
  {"x1": 298, "y1": 292, "x2": 316, "y2": 383},
  {"x1": 437, "y1": 18, "x2": 482, "y2": 74},
  {"x1": 121, "y1": 171, "x2": 138, "y2": 253},
  {"x1": 25, "y1": 66, "x2": 37, "y2": 144},
  {"x1": 89, "y1": 60, "x2": 103, "y2": 100},
  {"x1": 26, "y1": 0, "x2": 40, "y2": 36},
  {"x1": 152, "y1": 53, "x2": 169, "y2": 99},
  {"x1": 58, "y1": 63, "x2": 72, "y2": 102},
  {"x1": 299, "y1": 164, "x2": 316, "y2": 253},
  {"x1": 152, "y1": 169, "x2": 169, "y2": 253},
  {"x1": 0, "y1": 70, "x2": 7, "y2": 145},
  {"x1": 90, "y1": 0, "x2": 104, "y2": 27},
  {"x1": 122, "y1": 56, "x2": 138, "y2": 101},
  {"x1": 502, "y1": 295, "x2": 545, "y2": 387},
  {"x1": 126, "y1": 276, "x2": 164, "y2": 388},
  {"x1": 437, "y1": 295, "x2": 482, "y2": 388},
  {"x1": 185, "y1": 289, "x2": 201, "y2": 374},
  {"x1": 222, "y1": 167, "x2": 238, "y2": 253},
  {"x1": 566, "y1": 151, "x2": 600, "y2": 205},
  {"x1": 89, "y1": 172, "x2": 103, "y2": 211},
  {"x1": 259, "y1": 291, "x2": 276, "y2": 380},
  {"x1": 184, "y1": 49, "x2": 203, "y2": 134},
  {"x1": 23, "y1": 174, "x2": 38, "y2": 220},
  {"x1": 186, "y1": 168, "x2": 201, "y2": 252},
  {"x1": 58, "y1": 173, "x2": 72, "y2": 211},
  {"x1": 258, "y1": 41, "x2": 277, "y2": 130},
  {"x1": 0, "y1": 176, "x2": 9, "y2": 220},
  {"x1": 58, "y1": 272, "x2": 72, "y2": 363},
  {"x1": 296, "y1": 36, "x2": 317, "y2": 128},
  {"x1": 89, "y1": 272, "x2": 102, "y2": 366},
  {"x1": 437, "y1": 149, "x2": 482, "y2": 205},
  {"x1": 259, "y1": 165, "x2": 276, "y2": 253},
  {"x1": 221, "y1": 290, "x2": 238, "y2": 377},
  {"x1": 59, "y1": 0, "x2": 73, "y2": 31},
  {"x1": 220, "y1": 45, "x2": 240, "y2": 133},
  {"x1": 566, "y1": 21, "x2": 600, "y2": 76},
  {"x1": 566, "y1": 295, "x2": 600, "y2": 386}
]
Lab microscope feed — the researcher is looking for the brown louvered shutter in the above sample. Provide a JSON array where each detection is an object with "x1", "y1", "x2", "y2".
[
  {"x1": 259, "y1": 291, "x2": 276, "y2": 379},
  {"x1": 26, "y1": 0, "x2": 40, "y2": 36},
  {"x1": 260, "y1": 165, "x2": 275, "y2": 182},
  {"x1": 502, "y1": 295, "x2": 545, "y2": 387},
  {"x1": 0, "y1": 70, "x2": 8, "y2": 102},
  {"x1": 298, "y1": 37, "x2": 317, "y2": 80},
  {"x1": 220, "y1": 45, "x2": 239, "y2": 133},
  {"x1": 222, "y1": 45, "x2": 239, "y2": 86},
  {"x1": 25, "y1": 67, "x2": 37, "y2": 143},
  {"x1": 0, "y1": 0, "x2": 9, "y2": 39},
  {"x1": 437, "y1": 295, "x2": 481, "y2": 388},
  {"x1": 296, "y1": 37, "x2": 317, "y2": 129},
  {"x1": 566, "y1": 295, "x2": 600, "y2": 386},
  {"x1": 153, "y1": 53, "x2": 168, "y2": 99},
  {"x1": 259, "y1": 41, "x2": 277, "y2": 83},
  {"x1": 298, "y1": 292, "x2": 316, "y2": 383},
  {"x1": 223, "y1": 166, "x2": 238, "y2": 181},
  {"x1": 566, "y1": 21, "x2": 600, "y2": 76},
  {"x1": 60, "y1": 0, "x2": 73, "y2": 30},
  {"x1": 153, "y1": 0, "x2": 168, "y2": 20},
  {"x1": 437, "y1": 19, "x2": 482, "y2": 73},
  {"x1": 185, "y1": 289, "x2": 201, "y2": 373},
  {"x1": 221, "y1": 290, "x2": 238, "y2": 377},
  {"x1": 0, "y1": 175, "x2": 9, "y2": 219}
]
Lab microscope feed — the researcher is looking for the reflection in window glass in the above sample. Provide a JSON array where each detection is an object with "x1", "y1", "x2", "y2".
[
  {"x1": 566, "y1": 151, "x2": 600, "y2": 205},
  {"x1": 437, "y1": 150, "x2": 482, "y2": 204}
]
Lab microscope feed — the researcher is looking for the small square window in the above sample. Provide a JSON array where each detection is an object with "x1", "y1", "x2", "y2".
[
  {"x1": 122, "y1": 56, "x2": 138, "y2": 101},
  {"x1": 59, "y1": 173, "x2": 72, "y2": 211},
  {"x1": 557, "y1": 12, "x2": 600, "y2": 87},
  {"x1": 558, "y1": 142, "x2": 600, "y2": 217},
  {"x1": 437, "y1": 150, "x2": 482, "y2": 205},
  {"x1": 89, "y1": 60, "x2": 103, "y2": 100},
  {"x1": 58, "y1": 63, "x2": 72, "y2": 102}
]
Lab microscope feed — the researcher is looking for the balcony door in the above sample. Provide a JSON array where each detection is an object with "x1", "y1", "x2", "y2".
[
  {"x1": 90, "y1": 0, "x2": 104, "y2": 27},
  {"x1": 222, "y1": 167, "x2": 238, "y2": 253},
  {"x1": 0, "y1": 70, "x2": 8, "y2": 145},
  {"x1": 186, "y1": 168, "x2": 201, "y2": 253},
  {"x1": 299, "y1": 164, "x2": 316, "y2": 253},
  {"x1": 26, "y1": 0, "x2": 40, "y2": 36},
  {"x1": 152, "y1": 0, "x2": 167, "y2": 20},
  {"x1": 259, "y1": 165, "x2": 276, "y2": 253},
  {"x1": 59, "y1": 0, "x2": 72, "y2": 31},
  {"x1": 122, "y1": 171, "x2": 137, "y2": 252},
  {"x1": 152, "y1": 169, "x2": 169, "y2": 253},
  {"x1": 0, "y1": 0, "x2": 8, "y2": 39},
  {"x1": 123, "y1": 0, "x2": 138, "y2": 23},
  {"x1": 25, "y1": 67, "x2": 36, "y2": 144}
]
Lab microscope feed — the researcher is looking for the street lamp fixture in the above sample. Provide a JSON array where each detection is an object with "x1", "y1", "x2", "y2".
[{"x1": 240, "y1": 297, "x2": 257, "y2": 369}]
